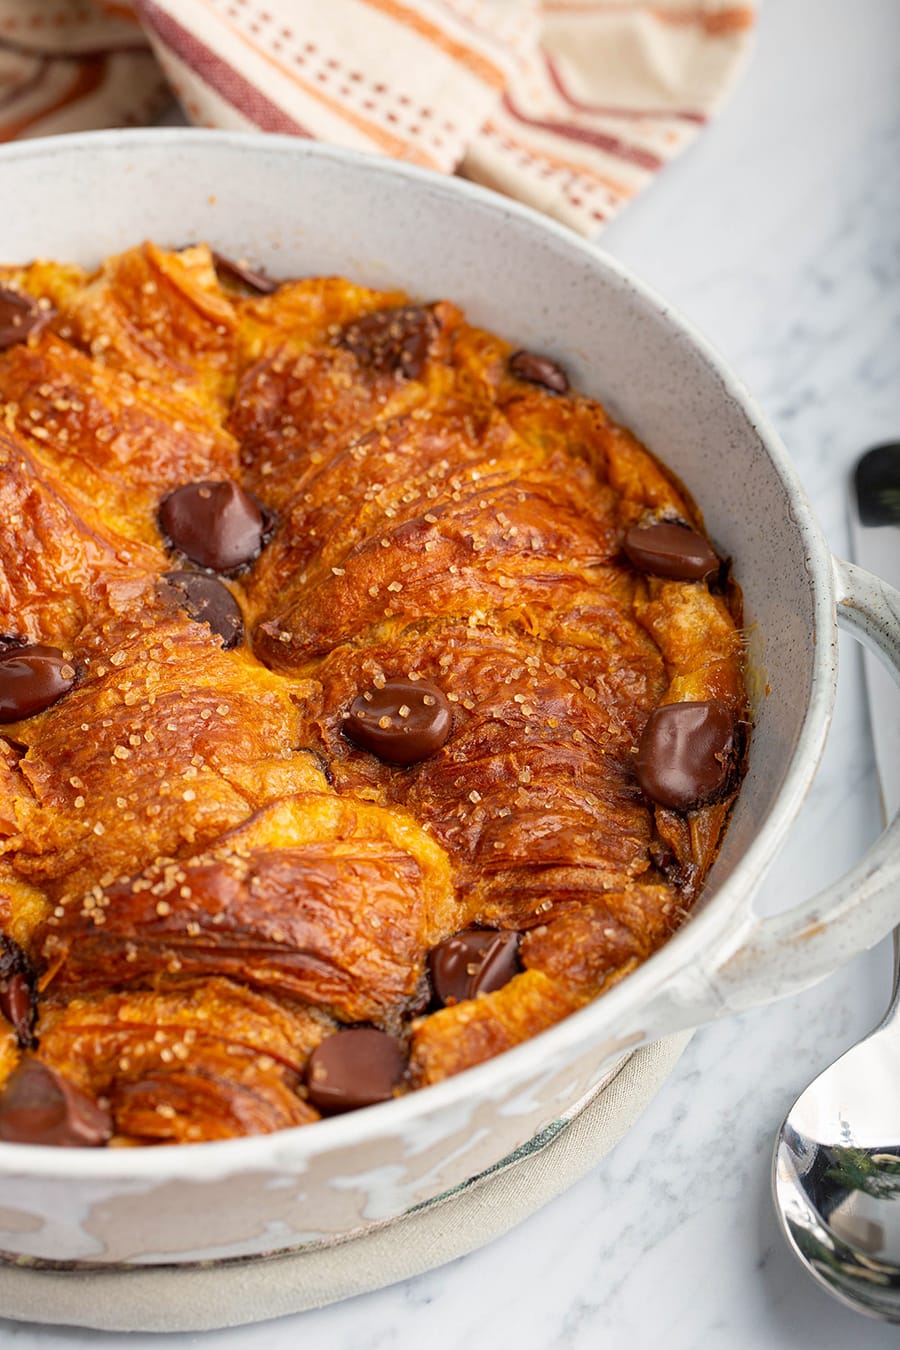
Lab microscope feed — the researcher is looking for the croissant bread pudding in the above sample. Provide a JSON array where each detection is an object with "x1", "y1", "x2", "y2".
[{"x1": 0, "y1": 243, "x2": 747, "y2": 1147}]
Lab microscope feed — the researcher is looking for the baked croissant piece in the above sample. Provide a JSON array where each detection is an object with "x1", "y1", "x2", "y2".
[{"x1": 0, "y1": 243, "x2": 747, "y2": 1145}]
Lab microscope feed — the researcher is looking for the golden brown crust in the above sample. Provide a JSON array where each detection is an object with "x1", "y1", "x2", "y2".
[
  {"x1": 0, "y1": 331, "x2": 239, "y2": 544},
  {"x1": 4, "y1": 612, "x2": 324, "y2": 901},
  {"x1": 0, "y1": 1026, "x2": 17, "y2": 1086},
  {"x1": 61, "y1": 243, "x2": 238, "y2": 409},
  {"x1": 39, "y1": 795, "x2": 456, "y2": 1028},
  {"x1": 36, "y1": 981, "x2": 324, "y2": 1142},
  {"x1": 0, "y1": 424, "x2": 159, "y2": 646},
  {"x1": 408, "y1": 970, "x2": 580, "y2": 1086},
  {"x1": 520, "y1": 885, "x2": 683, "y2": 991},
  {"x1": 0, "y1": 243, "x2": 748, "y2": 1134}
]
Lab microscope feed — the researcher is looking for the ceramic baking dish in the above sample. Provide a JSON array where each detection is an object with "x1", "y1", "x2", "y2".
[{"x1": 0, "y1": 129, "x2": 897, "y2": 1269}]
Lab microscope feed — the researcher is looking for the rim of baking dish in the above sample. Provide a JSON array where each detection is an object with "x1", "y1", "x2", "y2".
[{"x1": 0, "y1": 129, "x2": 837, "y2": 1179}]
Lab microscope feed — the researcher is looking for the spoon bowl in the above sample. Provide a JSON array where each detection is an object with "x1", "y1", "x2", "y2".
[{"x1": 773, "y1": 932, "x2": 900, "y2": 1323}]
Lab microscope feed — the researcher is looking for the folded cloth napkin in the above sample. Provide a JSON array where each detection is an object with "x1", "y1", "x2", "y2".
[{"x1": 0, "y1": 0, "x2": 755, "y2": 235}]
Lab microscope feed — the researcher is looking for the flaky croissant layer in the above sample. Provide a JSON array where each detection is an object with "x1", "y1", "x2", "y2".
[{"x1": 0, "y1": 244, "x2": 747, "y2": 1144}]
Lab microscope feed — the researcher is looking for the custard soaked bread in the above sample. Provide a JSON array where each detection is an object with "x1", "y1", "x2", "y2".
[{"x1": 0, "y1": 244, "x2": 747, "y2": 1144}]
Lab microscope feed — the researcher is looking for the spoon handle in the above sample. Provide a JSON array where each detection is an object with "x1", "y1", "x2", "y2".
[
  {"x1": 850, "y1": 445, "x2": 900, "y2": 1033},
  {"x1": 883, "y1": 926, "x2": 900, "y2": 1028}
]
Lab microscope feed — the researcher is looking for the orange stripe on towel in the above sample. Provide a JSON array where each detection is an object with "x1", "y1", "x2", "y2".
[
  {"x1": 96, "y1": 2, "x2": 144, "y2": 22},
  {"x1": 502, "y1": 91, "x2": 663, "y2": 170},
  {"x1": 356, "y1": 0, "x2": 507, "y2": 90},
  {"x1": 0, "y1": 55, "x2": 108, "y2": 142},
  {"x1": 138, "y1": 0, "x2": 313, "y2": 134},
  {"x1": 540, "y1": 3, "x2": 754, "y2": 35},
  {"x1": 484, "y1": 117, "x2": 636, "y2": 199},
  {"x1": 192, "y1": 0, "x2": 444, "y2": 168}
]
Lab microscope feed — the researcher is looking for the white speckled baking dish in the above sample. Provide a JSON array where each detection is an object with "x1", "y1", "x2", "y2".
[{"x1": 0, "y1": 129, "x2": 897, "y2": 1270}]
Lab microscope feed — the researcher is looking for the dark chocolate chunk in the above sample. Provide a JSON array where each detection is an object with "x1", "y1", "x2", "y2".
[
  {"x1": 211, "y1": 251, "x2": 280, "y2": 295},
  {"x1": 342, "y1": 678, "x2": 451, "y2": 766},
  {"x1": 623, "y1": 521, "x2": 718, "y2": 581},
  {"x1": 337, "y1": 305, "x2": 437, "y2": 379},
  {"x1": 0, "y1": 286, "x2": 53, "y2": 351},
  {"x1": 0, "y1": 1060, "x2": 112, "y2": 1147},
  {"x1": 509, "y1": 350, "x2": 569, "y2": 395},
  {"x1": 635, "y1": 700, "x2": 737, "y2": 811},
  {"x1": 0, "y1": 644, "x2": 75, "y2": 723},
  {"x1": 158, "y1": 570, "x2": 244, "y2": 649},
  {"x1": 429, "y1": 929, "x2": 520, "y2": 1007},
  {"x1": 0, "y1": 934, "x2": 36, "y2": 1049},
  {"x1": 305, "y1": 1028, "x2": 404, "y2": 1114},
  {"x1": 158, "y1": 480, "x2": 268, "y2": 573}
]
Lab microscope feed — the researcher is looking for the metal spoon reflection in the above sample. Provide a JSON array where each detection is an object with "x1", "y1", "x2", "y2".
[{"x1": 773, "y1": 930, "x2": 900, "y2": 1322}]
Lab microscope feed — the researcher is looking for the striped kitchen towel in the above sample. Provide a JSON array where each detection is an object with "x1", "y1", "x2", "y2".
[{"x1": 0, "y1": 1, "x2": 756, "y2": 235}]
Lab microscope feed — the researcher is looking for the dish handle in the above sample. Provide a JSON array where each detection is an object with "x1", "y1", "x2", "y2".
[{"x1": 698, "y1": 556, "x2": 900, "y2": 1016}]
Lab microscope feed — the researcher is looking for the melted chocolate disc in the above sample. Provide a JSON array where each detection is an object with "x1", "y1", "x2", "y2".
[
  {"x1": 158, "y1": 570, "x2": 245, "y2": 649},
  {"x1": 211, "y1": 251, "x2": 280, "y2": 295},
  {"x1": 0, "y1": 286, "x2": 53, "y2": 351},
  {"x1": 158, "y1": 480, "x2": 268, "y2": 573},
  {"x1": 509, "y1": 350, "x2": 569, "y2": 395},
  {"x1": 343, "y1": 678, "x2": 452, "y2": 766},
  {"x1": 635, "y1": 700, "x2": 737, "y2": 811},
  {"x1": 429, "y1": 930, "x2": 521, "y2": 1007},
  {"x1": 0, "y1": 1060, "x2": 112, "y2": 1147},
  {"x1": 0, "y1": 934, "x2": 36, "y2": 1049},
  {"x1": 0, "y1": 644, "x2": 74, "y2": 723},
  {"x1": 305, "y1": 1028, "x2": 405, "y2": 1114},
  {"x1": 623, "y1": 522, "x2": 718, "y2": 581},
  {"x1": 337, "y1": 305, "x2": 437, "y2": 380}
]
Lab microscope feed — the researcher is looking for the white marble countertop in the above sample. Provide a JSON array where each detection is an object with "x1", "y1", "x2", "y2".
[{"x1": 4, "y1": 0, "x2": 899, "y2": 1346}]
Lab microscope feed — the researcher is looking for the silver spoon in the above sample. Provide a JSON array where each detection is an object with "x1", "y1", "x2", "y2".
[
  {"x1": 773, "y1": 931, "x2": 900, "y2": 1321},
  {"x1": 773, "y1": 442, "x2": 900, "y2": 1322}
]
